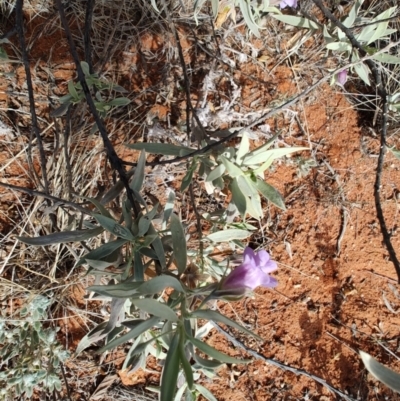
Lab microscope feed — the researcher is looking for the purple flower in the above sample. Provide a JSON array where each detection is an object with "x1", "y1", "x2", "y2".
[
  {"x1": 222, "y1": 247, "x2": 278, "y2": 293},
  {"x1": 280, "y1": 0, "x2": 298, "y2": 9},
  {"x1": 336, "y1": 69, "x2": 348, "y2": 86}
]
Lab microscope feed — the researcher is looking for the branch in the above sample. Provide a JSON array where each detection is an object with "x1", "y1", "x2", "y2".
[
  {"x1": 212, "y1": 322, "x2": 356, "y2": 401},
  {"x1": 15, "y1": 0, "x2": 50, "y2": 194},
  {"x1": 54, "y1": 0, "x2": 139, "y2": 217},
  {"x1": 311, "y1": 0, "x2": 400, "y2": 282},
  {"x1": 0, "y1": 181, "x2": 92, "y2": 215}
]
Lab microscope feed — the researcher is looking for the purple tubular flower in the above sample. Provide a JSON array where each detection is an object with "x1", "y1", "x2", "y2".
[
  {"x1": 222, "y1": 247, "x2": 278, "y2": 292},
  {"x1": 280, "y1": 0, "x2": 298, "y2": 9},
  {"x1": 337, "y1": 69, "x2": 348, "y2": 86}
]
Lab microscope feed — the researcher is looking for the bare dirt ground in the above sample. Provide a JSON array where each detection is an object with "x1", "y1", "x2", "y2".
[{"x1": 1, "y1": 1, "x2": 400, "y2": 400}]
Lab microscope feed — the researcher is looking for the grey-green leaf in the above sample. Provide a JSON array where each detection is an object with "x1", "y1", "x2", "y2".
[
  {"x1": 94, "y1": 214, "x2": 135, "y2": 241},
  {"x1": 132, "y1": 298, "x2": 178, "y2": 322},
  {"x1": 360, "y1": 350, "x2": 400, "y2": 393},
  {"x1": 389, "y1": 147, "x2": 400, "y2": 160},
  {"x1": 243, "y1": 147, "x2": 308, "y2": 166},
  {"x1": 181, "y1": 161, "x2": 198, "y2": 192},
  {"x1": 206, "y1": 164, "x2": 226, "y2": 182},
  {"x1": 193, "y1": 353, "x2": 224, "y2": 369},
  {"x1": 190, "y1": 310, "x2": 263, "y2": 341},
  {"x1": 78, "y1": 238, "x2": 128, "y2": 267},
  {"x1": 99, "y1": 316, "x2": 160, "y2": 353},
  {"x1": 88, "y1": 282, "x2": 143, "y2": 298},
  {"x1": 195, "y1": 384, "x2": 218, "y2": 401},
  {"x1": 255, "y1": 179, "x2": 286, "y2": 210},
  {"x1": 76, "y1": 321, "x2": 109, "y2": 354},
  {"x1": 108, "y1": 97, "x2": 131, "y2": 106},
  {"x1": 206, "y1": 229, "x2": 250, "y2": 243},
  {"x1": 170, "y1": 213, "x2": 187, "y2": 275},
  {"x1": 189, "y1": 336, "x2": 251, "y2": 364},
  {"x1": 160, "y1": 332, "x2": 180, "y2": 401},
  {"x1": 131, "y1": 150, "x2": 146, "y2": 193},
  {"x1": 179, "y1": 339, "x2": 194, "y2": 390},
  {"x1": 271, "y1": 14, "x2": 319, "y2": 30},
  {"x1": 17, "y1": 227, "x2": 104, "y2": 246},
  {"x1": 230, "y1": 178, "x2": 247, "y2": 217},
  {"x1": 138, "y1": 275, "x2": 184, "y2": 294},
  {"x1": 126, "y1": 143, "x2": 195, "y2": 156}
]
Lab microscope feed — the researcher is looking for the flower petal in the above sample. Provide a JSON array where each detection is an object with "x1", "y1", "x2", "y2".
[
  {"x1": 243, "y1": 247, "x2": 256, "y2": 265},
  {"x1": 266, "y1": 276, "x2": 278, "y2": 288},
  {"x1": 260, "y1": 260, "x2": 278, "y2": 274},
  {"x1": 255, "y1": 250, "x2": 270, "y2": 267},
  {"x1": 223, "y1": 263, "x2": 262, "y2": 290}
]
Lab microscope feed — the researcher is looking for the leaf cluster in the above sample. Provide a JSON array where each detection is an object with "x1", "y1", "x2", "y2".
[
  {"x1": 0, "y1": 296, "x2": 70, "y2": 400},
  {"x1": 51, "y1": 61, "x2": 131, "y2": 120}
]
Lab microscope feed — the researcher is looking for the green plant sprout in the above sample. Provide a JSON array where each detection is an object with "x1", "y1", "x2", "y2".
[
  {"x1": 0, "y1": 295, "x2": 70, "y2": 400},
  {"x1": 51, "y1": 61, "x2": 131, "y2": 121}
]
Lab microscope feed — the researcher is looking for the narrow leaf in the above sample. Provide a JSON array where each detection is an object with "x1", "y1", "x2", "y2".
[
  {"x1": 132, "y1": 298, "x2": 178, "y2": 322},
  {"x1": 160, "y1": 332, "x2": 180, "y2": 401},
  {"x1": 148, "y1": 225, "x2": 166, "y2": 269},
  {"x1": 138, "y1": 275, "x2": 184, "y2": 294},
  {"x1": 181, "y1": 161, "x2": 198, "y2": 192},
  {"x1": 360, "y1": 350, "x2": 400, "y2": 393},
  {"x1": 17, "y1": 227, "x2": 103, "y2": 246},
  {"x1": 170, "y1": 213, "x2": 187, "y2": 274},
  {"x1": 220, "y1": 155, "x2": 243, "y2": 178},
  {"x1": 206, "y1": 229, "x2": 250, "y2": 242},
  {"x1": 243, "y1": 147, "x2": 307, "y2": 166},
  {"x1": 134, "y1": 251, "x2": 144, "y2": 282},
  {"x1": 179, "y1": 339, "x2": 194, "y2": 390},
  {"x1": 206, "y1": 164, "x2": 226, "y2": 182},
  {"x1": 255, "y1": 179, "x2": 286, "y2": 210},
  {"x1": 193, "y1": 353, "x2": 224, "y2": 369},
  {"x1": 189, "y1": 336, "x2": 251, "y2": 364},
  {"x1": 130, "y1": 150, "x2": 146, "y2": 193},
  {"x1": 76, "y1": 321, "x2": 109, "y2": 354},
  {"x1": 77, "y1": 239, "x2": 128, "y2": 267},
  {"x1": 126, "y1": 143, "x2": 195, "y2": 156},
  {"x1": 191, "y1": 310, "x2": 263, "y2": 341},
  {"x1": 80, "y1": 195, "x2": 112, "y2": 218},
  {"x1": 99, "y1": 316, "x2": 159, "y2": 353},
  {"x1": 94, "y1": 214, "x2": 135, "y2": 241},
  {"x1": 230, "y1": 178, "x2": 247, "y2": 216},
  {"x1": 195, "y1": 384, "x2": 218, "y2": 401},
  {"x1": 163, "y1": 190, "x2": 175, "y2": 228},
  {"x1": 271, "y1": 14, "x2": 319, "y2": 30},
  {"x1": 108, "y1": 97, "x2": 131, "y2": 106},
  {"x1": 88, "y1": 282, "x2": 143, "y2": 298}
]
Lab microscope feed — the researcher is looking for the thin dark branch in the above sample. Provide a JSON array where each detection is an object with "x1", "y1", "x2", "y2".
[
  {"x1": 59, "y1": 362, "x2": 73, "y2": 401},
  {"x1": 161, "y1": 0, "x2": 206, "y2": 139},
  {"x1": 15, "y1": 0, "x2": 50, "y2": 194},
  {"x1": 55, "y1": 0, "x2": 139, "y2": 217},
  {"x1": 0, "y1": 27, "x2": 17, "y2": 40},
  {"x1": 352, "y1": 15, "x2": 399, "y2": 29},
  {"x1": 0, "y1": 181, "x2": 92, "y2": 215},
  {"x1": 212, "y1": 322, "x2": 356, "y2": 401},
  {"x1": 311, "y1": 0, "x2": 400, "y2": 282},
  {"x1": 122, "y1": 70, "x2": 333, "y2": 168}
]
